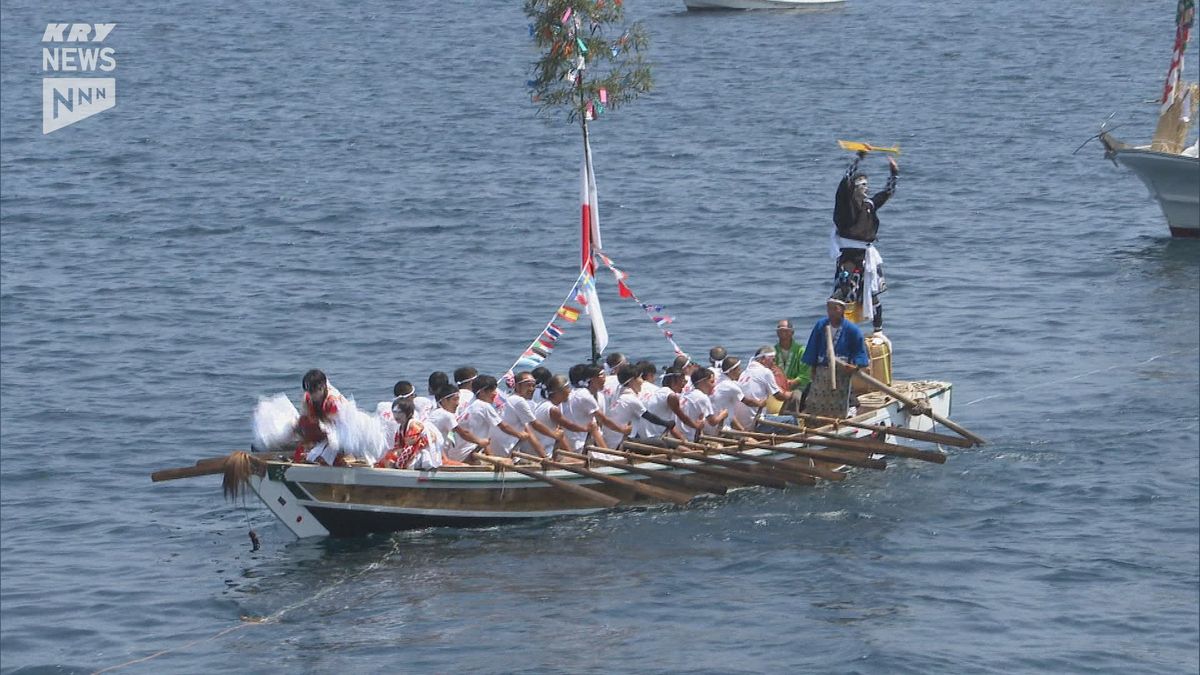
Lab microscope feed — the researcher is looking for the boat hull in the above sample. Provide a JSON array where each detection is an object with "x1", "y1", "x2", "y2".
[
  {"x1": 249, "y1": 380, "x2": 954, "y2": 538},
  {"x1": 684, "y1": 0, "x2": 844, "y2": 9},
  {"x1": 1102, "y1": 134, "x2": 1200, "y2": 238}
]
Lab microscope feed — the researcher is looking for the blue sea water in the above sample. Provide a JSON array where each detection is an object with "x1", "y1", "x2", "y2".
[{"x1": 1, "y1": 0, "x2": 1197, "y2": 672}]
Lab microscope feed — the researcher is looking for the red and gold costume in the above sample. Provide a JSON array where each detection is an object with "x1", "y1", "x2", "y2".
[
  {"x1": 293, "y1": 390, "x2": 346, "y2": 466},
  {"x1": 376, "y1": 421, "x2": 431, "y2": 469}
]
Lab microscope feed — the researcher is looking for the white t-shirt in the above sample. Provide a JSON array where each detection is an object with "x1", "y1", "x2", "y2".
[
  {"x1": 410, "y1": 422, "x2": 445, "y2": 470},
  {"x1": 735, "y1": 361, "x2": 780, "y2": 428},
  {"x1": 455, "y1": 387, "x2": 476, "y2": 414},
  {"x1": 448, "y1": 399, "x2": 501, "y2": 461},
  {"x1": 492, "y1": 394, "x2": 536, "y2": 456},
  {"x1": 602, "y1": 388, "x2": 646, "y2": 448},
  {"x1": 601, "y1": 374, "x2": 621, "y2": 412},
  {"x1": 561, "y1": 388, "x2": 601, "y2": 451},
  {"x1": 635, "y1": 381, "x2": 664, "y2": 438},
  {"x1": 679, "y1": 389, "x2": 715, "y2": 436},
  {"x1": 710, "y1": 380, "x2": 743, "y2": 432},
  {"x1": 413, "y1": 396, "x2": 434, "y2": 421},
  {"x1": 531, "y1": 399, "x2": 560, "y2": 452},
  {"x1": 425, "y1": 407, "x2": 457, "y2": 446},
  {"x1": 374, "y1": 401, "x2": 401, "y2": 444}
]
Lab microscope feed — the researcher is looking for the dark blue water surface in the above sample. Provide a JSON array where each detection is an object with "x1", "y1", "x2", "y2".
[{"x1": 2, "y1": 0, "x2": 1198, "y2": 672}]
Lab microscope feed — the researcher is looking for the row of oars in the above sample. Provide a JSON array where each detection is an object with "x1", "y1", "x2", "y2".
[{"x1": 473, "y1": 399, "x2": 980, "y2": 508}]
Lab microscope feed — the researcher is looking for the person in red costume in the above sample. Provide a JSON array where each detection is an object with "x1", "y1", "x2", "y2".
[
  {"x1": 376, "y1": 398, "x2": 443, "y2": 469},
  {"x1": 292, "y1": 369, "x2": 348, "y2": 466}
]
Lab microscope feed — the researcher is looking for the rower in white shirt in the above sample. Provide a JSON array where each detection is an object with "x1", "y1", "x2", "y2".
[
  {"x1": 561, "y1": 364, "x2": 614, "y2": 452},
  {"x1": 632, "y1": 361, "x2": 662, "y2": 438},
  {"x1": 448, "y1": 375, "x2": 539, "y2": 461},
  {"x1": 714, "y1": 356, "x2": 781, "y2": 432},
  {"x1": 499, "y1": 371, "x2": 564, "y2": 459},
  {"x1": 424, "y1": 386, "x2": 468, "y2": 465},
  {"x1": 601, "y1": 352, "x2": 627, "y2": 411},
  {"x1": 392, "y1": 380, "x2": 433, "y2": 421},
  {"x1": 601, "y1": 364, "x2": 677, "y2": 450},
  {"x1": 708, "y1": 346, "x2": 728, "y2": 383},
  {"x1": 734, "y1": 347, "x2": 797, "y2": 429},
  {"x1": 638, "y1": 367, "x2": 690, "y2": 441},
  {"x1": 530, "y1": 375, "x2": 585, "y2": 459},
  {"x1": 678, "y1": 368, "x2": 728, "y2": 439},
  {"x1": 530, "y1": 366, "x2": 554, "y2": 403},
  {"x1": 452, "y1": 366, "x2": 478, "y2": 413}
]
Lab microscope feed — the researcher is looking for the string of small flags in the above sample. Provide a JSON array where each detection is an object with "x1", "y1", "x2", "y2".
[
  {"x1": 594, "y1": 250, "x2": 690, "y2": 360},
  {"x1": 503, "y1": 269, "x2": 591, "y2": 385}
]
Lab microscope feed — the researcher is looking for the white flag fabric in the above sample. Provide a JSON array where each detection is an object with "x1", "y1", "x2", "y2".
[
  {"x1": 580, "y1": 135, "x2": 608, "y2": 353},
  {"x1": 583, "y1": 275, "x2": 608, "y2": 354}
]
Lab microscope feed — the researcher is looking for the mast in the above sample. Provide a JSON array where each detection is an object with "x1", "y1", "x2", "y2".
[
  {"x1": 524, "y1": 0, "x2": 653, "y2": 365},
  {"x1": 578, "y1": 69, "x2": 600, "y2": 363},
  {"x1": 582, "y1": 119, "x2": 600, "y2": 363}
]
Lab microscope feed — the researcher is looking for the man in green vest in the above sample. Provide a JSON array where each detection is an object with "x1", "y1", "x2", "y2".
[{"x1": 774, "y1": 319, "x2": 811, "y2": 393}]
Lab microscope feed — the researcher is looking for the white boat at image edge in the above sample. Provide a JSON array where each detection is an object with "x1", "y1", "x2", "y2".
[
  {"x1": 1098, "y1": 135, "x2": 1199, "y2": 238},
  {"x1": 684, "y1": 0, "x2": 844, "y2": 10},
  {"x1": 1099, "y1": 0, "x2": 1199, "y2": 239}
]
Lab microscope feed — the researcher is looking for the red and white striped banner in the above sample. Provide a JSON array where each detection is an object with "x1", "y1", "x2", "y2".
[
  {"x1": 1161, "y1": 0, "x2": 1196, "y2": 113},
  {"x1": 580, "y1": 135, "x2": 608, "y2": 353}
]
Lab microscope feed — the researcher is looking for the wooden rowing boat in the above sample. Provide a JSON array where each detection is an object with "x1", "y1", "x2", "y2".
[
  {"x1": 160, "y1": 379, "x2": 958, "y2": 538},
  {"x1": 149, "y1": 7, "x2": 985, "y2": 541}
]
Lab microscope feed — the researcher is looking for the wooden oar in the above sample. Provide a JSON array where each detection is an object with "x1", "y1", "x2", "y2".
[
  {"x1": 744, "y1": 421, "x2": 947, "y2": 464},
  {"x1": 591, "y1": 444, "x2": 790, "y2": 489},
  {"x1": 152, "y1": 463, "x2": 229, "y2": 482},
  {"x1": 618, "y1": 442, "x2": 796, "y2": 488},
  {"x1": 824, "y1": 325, "x2": 837, "y2": 389},
  {"x1": 556, "y1": 450, "x2": 730, "y2": 495},
  {"x1": 512, "y1": 451, "x2": 694, "y2": 506},
  {"x1": 692, "y1": 432, "x2": 888, "y2": 470},
  {"x1": 793, "y1": 413, "x2": 974, "y2": 448},
  {"x1": 709, "y1": 438, "x2": 848, "y2": 482},
  {"x1": 153, "y1": 450, "x2": 273, "y2": 483},
  {"x1": 656, "y1": 438, "x2": 827, "y2": 485},
  {"x1": 837, "y1": 139, "x2": 901, "y2": 155},
  {"x1": 195, "y1": 450, "x2": 285, "y2": 468},
  {"x1": 473, "y1": 454, "x2": 622, "y2": 508},
  {"x1": 850, "y1": 370, "x2": 986, "y2": 446}
]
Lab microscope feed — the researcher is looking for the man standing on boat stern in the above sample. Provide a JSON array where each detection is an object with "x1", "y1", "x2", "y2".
[
  {"x1": 832, "y1": 148, "x2": 898, "y2": 334},
  {"x1": 801, "y1": 299, "x2": 870, "y2": 418}
]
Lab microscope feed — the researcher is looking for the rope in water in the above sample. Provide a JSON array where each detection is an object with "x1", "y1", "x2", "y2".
[
  {"x1": 961, "y1": 348, "x2": 1198, "y2": 407},
  {"x1": 91, "y1": 540, "x2": 401, "y2": 674}
]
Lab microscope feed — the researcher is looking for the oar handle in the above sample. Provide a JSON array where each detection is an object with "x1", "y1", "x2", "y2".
[
  {"x1": 850, "y1": 369, "x2": 986, "y2": 446},
  {"x1": 824, "y1": 325, "x2": 837, "y2": 389},
  {"x1": 474, "y1": 453, "x2": 622, "y2": 507},
  {"x1": 152, "y1": 463, "x2": 227, "y2": 482}
]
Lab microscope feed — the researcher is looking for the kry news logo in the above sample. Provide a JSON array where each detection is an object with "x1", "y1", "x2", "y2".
[{"x1": 41, "y1": 23, "x2": 117, "y2": 134}]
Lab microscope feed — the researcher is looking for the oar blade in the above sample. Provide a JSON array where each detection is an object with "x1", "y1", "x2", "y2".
[{"x1": 837, "y1": 139, "x2": 901, "y2": 154}]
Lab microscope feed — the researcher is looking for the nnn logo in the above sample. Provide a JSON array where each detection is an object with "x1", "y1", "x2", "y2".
[
  {"x1": 41, "y1": 23, "x2": 117, "y2": 134},
  {"x1": 42, "y1": 78, "x2": 115, "y2": 134}
]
